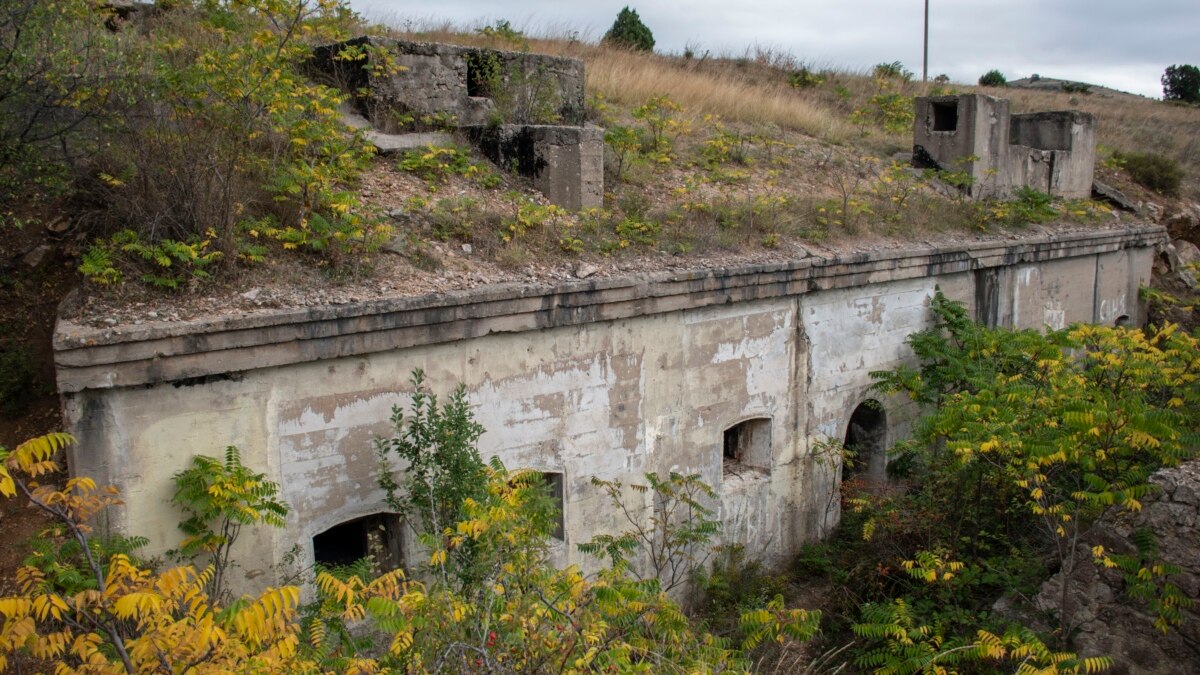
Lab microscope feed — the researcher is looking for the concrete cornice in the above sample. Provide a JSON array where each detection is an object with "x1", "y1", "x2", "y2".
[{"x1": 54, "y1": 225, "x2": 1167, "y2": 393}]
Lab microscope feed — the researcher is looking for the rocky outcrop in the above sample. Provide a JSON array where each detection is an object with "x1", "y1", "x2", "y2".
[{"x1": 1034, "y1": 461, "x2": 1200, "y2": 675}]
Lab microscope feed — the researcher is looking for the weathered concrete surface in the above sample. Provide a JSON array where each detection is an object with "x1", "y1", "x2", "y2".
[
  {"x1": 316, "y1": 37, "x2": 600, "y2": 210},
  {"x1": 313, "y1": 37, "x2": 586, "y2": 128},
  {"x1": 54, "y1": 226, "x2": 1163, "y2": 595},
  {"x1": 468, "y1": 124, "x2": 604, "y2": 210},
  {"x1": 1007, "y1": 111, "x2": 1097, "y2": 199},
  {"x1": 913, "y1": 94, "x2": 1096, "y2": 200},
  {"x1": 914, "y1": 94, "x2": 1011, "y2": 198}
]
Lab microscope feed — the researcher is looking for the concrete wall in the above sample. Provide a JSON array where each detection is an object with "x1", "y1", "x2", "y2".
[
  {"x1": 913, "y1": 94, "x2": 1010, "y2": 198},
  {"x1": 468, "y1": 124, "x2": 604, "y2": 210},
  {"x1": 313, "y1": 37, "x2": 600, "y2": 211},
  {"x1": 913, "y1": 94, "x2": 1097, "y2": 200},
  {"x1": 1007, "y1": 111, "x2": 1097, "y2": 199},
  {"x1": 314, "y1": 37, "x2": 586, "y2": 128},
  {"x1": 54, "y1": 227, "x2": 1163, "y2": 595}
]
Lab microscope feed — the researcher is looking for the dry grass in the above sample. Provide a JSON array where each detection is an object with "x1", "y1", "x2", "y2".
[{"x1": 584, "y1": 48, "x2": 854, "y2": 142}]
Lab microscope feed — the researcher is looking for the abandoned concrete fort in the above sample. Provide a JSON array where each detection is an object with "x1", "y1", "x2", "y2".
[{"x1": 52, "y1": 39, "x2": 1164, "y2": 594}]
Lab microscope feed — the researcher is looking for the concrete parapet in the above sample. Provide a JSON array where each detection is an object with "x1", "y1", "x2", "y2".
[
  {"x1": 914, "y1": 94, "x2": 1011, "y2": 198},
  {"x1": 54, "y1": 226, "x2": 1165, "y2": 393},
  {"x1": 315, "y1": 36, "x2": 601, "y2": 210},
  {"x1": 1007, "y1": 110, "x2": 1097, "y2": 199}
]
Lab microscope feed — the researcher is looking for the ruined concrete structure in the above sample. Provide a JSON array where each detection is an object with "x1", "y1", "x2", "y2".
[
  {"x1": 53, "y1": 226, "x2": 1162, "y2": 595},
  {"x1": 313, "y1": 37, "x2": 603, "y2": 210},
  {"x1": 913, "y1": 94, "x2": 1097, "y2": 200}
]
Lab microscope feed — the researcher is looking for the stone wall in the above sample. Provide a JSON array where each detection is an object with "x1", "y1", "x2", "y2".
[
  {"x1": 53, "y1": 227, "x2": 1163, "y2": 595},
  {"x1": 1033, "y1": 460, "x2": 1200, "y2": 674}
]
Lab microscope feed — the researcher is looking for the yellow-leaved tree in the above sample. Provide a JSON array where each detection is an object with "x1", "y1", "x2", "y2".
[{"x1": 0, "y1": 434, "x2": 309, "y2": 673}]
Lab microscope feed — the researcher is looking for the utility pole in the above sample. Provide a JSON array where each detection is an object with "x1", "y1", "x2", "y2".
[{"x1": 923, "y1": 0, "x2": 930, "y2": 82}]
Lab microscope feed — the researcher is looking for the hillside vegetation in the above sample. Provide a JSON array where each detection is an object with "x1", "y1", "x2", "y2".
[{"x1": 2, "y1": 5, "x2": 1198, "y2": 304}]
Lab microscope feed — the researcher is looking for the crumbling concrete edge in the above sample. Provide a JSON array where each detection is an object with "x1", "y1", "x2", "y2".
[{"x1": 54, "y1": 225, "x2": 1167, "y2": 392}]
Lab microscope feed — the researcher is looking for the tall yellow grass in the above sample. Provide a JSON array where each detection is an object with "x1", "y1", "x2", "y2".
[{"x1": 584, "y1": 48, "x2": 853, "y2": 141}]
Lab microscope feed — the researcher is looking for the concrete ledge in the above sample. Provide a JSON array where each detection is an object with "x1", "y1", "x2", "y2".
[{"x1": 54, "y1": 226, "x2": 1167, "y2": 392}]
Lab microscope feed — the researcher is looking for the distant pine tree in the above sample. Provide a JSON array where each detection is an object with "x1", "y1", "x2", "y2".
[{"x1": 603, "y1": 7, "x2": 655, "y2": 52}]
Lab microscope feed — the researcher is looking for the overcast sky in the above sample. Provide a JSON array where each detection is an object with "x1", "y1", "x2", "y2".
[{"x1": 349, "y1": 0, "x2": 1200, "y2": 98}]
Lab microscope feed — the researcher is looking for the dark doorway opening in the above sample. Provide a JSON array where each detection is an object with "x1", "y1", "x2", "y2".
[
  {"x1": 843, "y1": 401, "x2": 887, "y2": 482},
  {"x1": 465, "y1": 50, "x2": 498, "y2": 98},
  {"x1": 313, "y1": 513, "x2": 404, "y2": 570}
]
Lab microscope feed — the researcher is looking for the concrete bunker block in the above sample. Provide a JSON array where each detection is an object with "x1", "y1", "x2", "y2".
[
  {"x1": 1008, "y1": 110, "x2": 1096, "y2": 199},
  {"x1": 912, "y1": 94, "x2": 1097, "y2": 201},
  {"x1": 468, "y1": 124, "x2": 604, "y2": 210},
  {"x1": 913, "y1": 94, "x2": 1011, "y2": 198},
  {"x1": 312, "y1": 37, "x2": 587, "y2": 128}
]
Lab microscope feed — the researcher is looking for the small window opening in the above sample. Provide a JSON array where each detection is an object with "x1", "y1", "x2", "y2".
[
  {"x1": 313, "y1": 513, "x2": 403, "y2": 571},
  {"x1": 465, "y1": 51, "x2": 497, "y2": 98},
  {"x1": 537, "y1": 472, "x2": 565, "y2": 540},
  {"x1": 723, "y1": 417, "x2": 772, "y2": 473},
  {"x1": 932, "y1": 101, "x2": 958, "y2": 132},
  {"x1": 843, "y1": 401, "x2": 887, "y2": 483}
]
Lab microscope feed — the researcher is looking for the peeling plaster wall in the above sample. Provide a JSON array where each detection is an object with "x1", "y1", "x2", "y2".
[{"x1": 56, "y1": 230, "x2": 1161, "y2": 596}]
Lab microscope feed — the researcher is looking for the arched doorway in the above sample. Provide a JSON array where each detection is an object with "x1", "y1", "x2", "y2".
[{"x1": 843, "y1": 400, "x2": 887, "y2": 484}]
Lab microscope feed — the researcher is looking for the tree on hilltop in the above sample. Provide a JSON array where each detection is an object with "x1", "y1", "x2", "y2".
[
  {"x1": 1162, "y1": 64, "x2": 1200, "y2": 103},
  {"x1": 978, "y1": 69, "x2": 1007, "y2": 87},
  {"x1": 604, "y1": 6, "x2": 655, "y2": 52}
]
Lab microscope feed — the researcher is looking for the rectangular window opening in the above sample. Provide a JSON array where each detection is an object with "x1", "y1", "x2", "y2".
[{"x1": 932, "y1": 101, "x2": 958, "y2": 132}]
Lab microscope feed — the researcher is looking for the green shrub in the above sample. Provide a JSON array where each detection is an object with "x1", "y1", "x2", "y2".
[
  {"x1": 474, "y1": 19, "x2": 527, "y2": 49},
  {"x1": 696, "y1": 544, "x2": 789, "y2": 634},
  {"x1": 977, "y1": 69, "x2": 1007, "y2": 87},
  {"x1": 872, "y1": 61, "x2": 913, "y2": 82},
  {"x1": 81, "y1": 230, "x2": 223, "y2": 290},
  {"x1": 1061, "y1": 81, "x2": 1091, "y2": 94},
  {"x1": 0, "y1": 0, "x2": 126, "y2": 205},
  {"x1": 787, "y1": 67, "x2": 825, "y2": 89},
  {"x1": 1119, "y1": 151, "x2": 1183, "y2": 195},
  {"x1": 603, "y1": 6, "x2": 655, "y2": 52},
  {"x1": 1005, "y1": 186, "x2": 1057, "y2": 225},
  {"x1": 397, "y1": 145, "x2": 501, "y2": 189}
]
